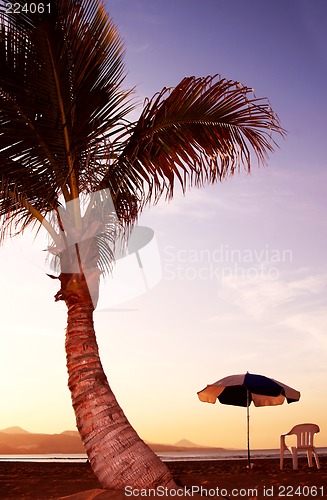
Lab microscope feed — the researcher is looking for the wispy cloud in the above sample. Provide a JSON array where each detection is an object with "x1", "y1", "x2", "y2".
[
  {"x1": 215, "y1": 267, "x2": 327, "y2": 322},
  {"x1": 280, "y1": 309, "x2": 327, "y2": 349},
  {"x1": 127, "y1": 42, "x2": 150, "y2": 54}
]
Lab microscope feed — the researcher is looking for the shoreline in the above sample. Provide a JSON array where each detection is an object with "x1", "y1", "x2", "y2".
[
  {"x1": 3, "y1": 447, "x2": 327, "y2": 462},
  {"x1": 0, "y1": 457, "x2": 325, "y2": 499}
]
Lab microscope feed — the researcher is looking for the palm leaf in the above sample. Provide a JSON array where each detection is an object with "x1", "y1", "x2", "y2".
[
  {"x1": 1, "y1": 2, "x2": 284, "y2": 273},
  {"x1": 0, "y1": 0, "x2": 133, "y2": 239},
  {"x1": 104, "y1": 76, "x2": 284, "y2": 204}
]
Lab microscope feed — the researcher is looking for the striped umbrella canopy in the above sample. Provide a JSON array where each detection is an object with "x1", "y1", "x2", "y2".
[{"x1": 197, "y1": 372, "x2": 300, "y2": 467}]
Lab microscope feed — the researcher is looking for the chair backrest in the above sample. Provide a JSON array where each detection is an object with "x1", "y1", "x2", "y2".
[{"x1": 288, "y1": 423, "x2": 320, "y2": 448}]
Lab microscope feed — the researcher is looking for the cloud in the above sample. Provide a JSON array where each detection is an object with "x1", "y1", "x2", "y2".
[
  {"x1": 128, "y1": 42, "x2": 150, "y2": 54},
  {"x1": 280, "y1": 309, "x2": 327, "y2": 350},
  {"x1": 215, "y1": 267, "x2": 327, "y2": 321}
]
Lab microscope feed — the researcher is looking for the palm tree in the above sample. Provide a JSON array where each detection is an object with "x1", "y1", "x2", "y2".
[{"x1": 0, "y1": 0, "x2": 284, "y2": 491}]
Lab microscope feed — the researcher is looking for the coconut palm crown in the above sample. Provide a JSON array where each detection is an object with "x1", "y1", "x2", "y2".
[{"x1": 0, "y1": 0, "x2": 284, "y2": 491}]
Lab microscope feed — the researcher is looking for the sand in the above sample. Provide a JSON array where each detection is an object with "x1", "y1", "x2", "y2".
[{"x1": 0, "y1": 457, "x2": 326, "y2": 499}]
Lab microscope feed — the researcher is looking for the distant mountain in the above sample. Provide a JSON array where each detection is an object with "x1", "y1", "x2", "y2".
[
  {"x1": 60, "y1": 430, "x2": 80, "y2": 437},
  {"x1": 174, "y1": 439, "x2": 204, "y2": 448},
  {"x1": 0, "y1": 427, "x2": 224, "y2": 454},
  {"x1": 0, "y1": 426, "x2": 31, "y2": 434},
  {"x1": 0, "y1": 428, "x2": 85, "y2": 454},
  {"x1": 146, "y1": 440, "x2": 224, "y2": 452}
]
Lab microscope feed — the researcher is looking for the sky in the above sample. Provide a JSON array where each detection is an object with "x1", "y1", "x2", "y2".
[{"x1": 0, "y1": 0, "x2": 327, "y2": 451}]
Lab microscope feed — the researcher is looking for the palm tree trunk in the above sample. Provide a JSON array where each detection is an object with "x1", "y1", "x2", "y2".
[{"x1": 62, "y1": 272, "x2": 176, "y2": 490}]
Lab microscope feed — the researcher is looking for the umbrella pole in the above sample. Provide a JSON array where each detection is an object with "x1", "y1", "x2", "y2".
[{"x1": 247, "y1": 389, "x2": 251, "y2": 468}]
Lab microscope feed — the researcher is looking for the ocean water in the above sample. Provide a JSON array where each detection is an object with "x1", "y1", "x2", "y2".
[
  {"x1": 158, "y1": 448, "x2": 281, "y2": 462},
  {"x1": 1, "y1": 448, "x2": 326, "y2": 463},
  {"x1": 0, "y1": 454, "x2": 88, "y2": 463}
]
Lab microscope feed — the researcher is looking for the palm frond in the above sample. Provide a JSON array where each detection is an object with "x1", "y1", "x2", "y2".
[
  {"x1": 1, "y1": 3, "x2": 285, "y2": 275},
  {"x1": 0, "y1": 0, "x2": 133, "y2": 240},
  {"x1": 45, "y1": 188, "x2": 123, "y2": 277},
  {"x1": 105, "y1": 75, "x2": 284, "y2": 205}
]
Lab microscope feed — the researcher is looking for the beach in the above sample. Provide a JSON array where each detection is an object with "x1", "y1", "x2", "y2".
[{"x1": 0, "y1": 457, "x2": 326, "y2": 499}]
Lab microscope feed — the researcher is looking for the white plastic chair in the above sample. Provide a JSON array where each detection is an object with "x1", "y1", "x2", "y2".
[{"x1": 280, "y1": 423, "x2": 320, "y2": 470}]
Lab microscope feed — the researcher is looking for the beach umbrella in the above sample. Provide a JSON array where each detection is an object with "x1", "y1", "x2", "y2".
[{"x1": 197, "y1": 372, "x2": 300, "y2": 468}]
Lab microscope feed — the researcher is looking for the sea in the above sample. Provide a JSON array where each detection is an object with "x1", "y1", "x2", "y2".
[{"x1": 1, "y1": 448, "x2": 327, "y2": 463}]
